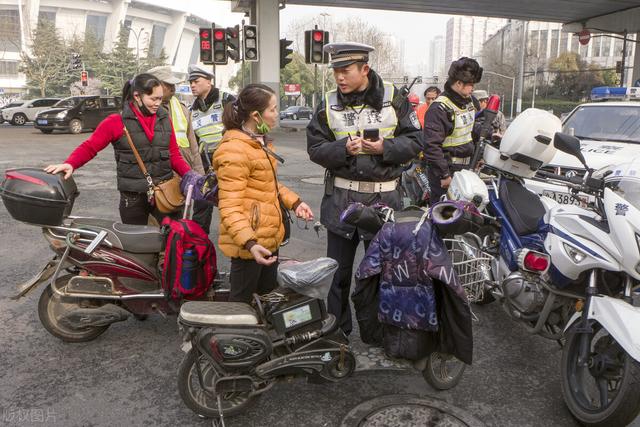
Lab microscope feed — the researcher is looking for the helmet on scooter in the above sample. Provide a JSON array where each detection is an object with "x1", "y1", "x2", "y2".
[
  {"x1": 430, "y1": 200, "x2": 484, "y2": 236},
  {"x1": 483, "y1": 108, "x2": 560, "y2": 178}
]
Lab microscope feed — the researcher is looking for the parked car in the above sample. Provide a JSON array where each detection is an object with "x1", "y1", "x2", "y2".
[
  {"x1": 279, "y1": 105, "x2": 313, "y2": 120},
  {"x1": 0, "y1": 101, "x2": 26, "y2": 124},
  {"x1": 1, "y1": 98, "x2": 60, "y2": 125},
  {"x1": 525, "y1": 101, "x2": 640, "y2": 205},
  {"x1": 34, "y1": 96, "x2": 121, "y2": 134}
]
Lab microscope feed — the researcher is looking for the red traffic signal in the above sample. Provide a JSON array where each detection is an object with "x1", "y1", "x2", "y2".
[
  {"x1": 213, "y1": 29, "x2": 225, "y2": 41},
  {"x1": 81, "y1": 70, "x2": 88, "y2": 87},
  {"x1": 305, "y1": 29, "x2": 329, "y2": 64},
  {"x1": 199, "y1": 27, "x2": 213, "y2": 64}
]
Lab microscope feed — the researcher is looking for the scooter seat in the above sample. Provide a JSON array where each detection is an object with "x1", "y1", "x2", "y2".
[
  {"x1": 179, "y1": 301, "x2": 259, "y2": 326},
  {"x1": 70, "y1": 218, "x2": 163, "y2": 254}
]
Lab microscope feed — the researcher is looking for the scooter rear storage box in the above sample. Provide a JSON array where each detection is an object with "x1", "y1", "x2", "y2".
[{"x1": 0, "y1": 168, "x2": 78, "y2": 226}]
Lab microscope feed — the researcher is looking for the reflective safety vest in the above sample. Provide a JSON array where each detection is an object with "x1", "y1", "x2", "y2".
[
  {"x1": 191, "y1": 91, "x2": 227, "y2": 153},
  {"x1": 169, "y1": 97, "x2": 190, "y2": 148},
  {"x1": 436, "y1": 95, "x2": 475, "y2": 148},
  {"x1": 325, "y1": 83, "x2": 398, "y2": 144}
]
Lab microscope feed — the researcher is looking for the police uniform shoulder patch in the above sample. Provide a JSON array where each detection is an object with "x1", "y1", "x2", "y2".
[{"x1": 409, "y1": 111, "x2": 420, "y2": 129}]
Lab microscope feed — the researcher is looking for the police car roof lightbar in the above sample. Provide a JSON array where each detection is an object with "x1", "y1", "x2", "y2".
[{"x1": 591, "y1": 86, "x2": 640, "y2": 101}]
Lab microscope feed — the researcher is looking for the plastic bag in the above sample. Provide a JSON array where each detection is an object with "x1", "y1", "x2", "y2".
[{"x1": 277, "y1": 257, "x2": 338, "y2": 299}]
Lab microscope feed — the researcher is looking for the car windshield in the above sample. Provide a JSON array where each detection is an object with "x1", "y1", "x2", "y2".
[
  {"x1": 606, "y1": 177, "x2": 640, "y2": 211},
  {"x1": 54, "y1": 97, "x2": 82, "y2": 108},
  {"x1": 284, "y1": 107, "x2": 297, "y2": 112},
  {"x1": 563, "y1": 105, "x2": 640, "y2": 144}
]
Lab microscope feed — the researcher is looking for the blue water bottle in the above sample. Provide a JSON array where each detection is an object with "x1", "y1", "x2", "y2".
[{"x1": 180, "y1": 249, "x2": 197, "y2": 291}]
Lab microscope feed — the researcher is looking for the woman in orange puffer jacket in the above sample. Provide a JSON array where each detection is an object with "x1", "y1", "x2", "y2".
[{"x1": 213, "y1": 84, "x2": 314, "y2": 303}]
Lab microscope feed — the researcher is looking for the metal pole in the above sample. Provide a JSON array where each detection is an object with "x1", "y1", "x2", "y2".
[
  {"x1": 313, "y1": 64, "x2": 318, "y2": 110},
  {"x1": 510, "y1": 77, "x2": 515, "y2": 120},
  {"x1": 516, "y1": 20, "x2": 528, "y2": 115},
  {"x1": 621, "y1": 30, "x2": 628, "y2": 87},
  {"x1": 241, "y1": 18, "x2": 245, "y2": 89},
  {"x1": 532, "y1": 65, "x2": 538, "y2": 108}
]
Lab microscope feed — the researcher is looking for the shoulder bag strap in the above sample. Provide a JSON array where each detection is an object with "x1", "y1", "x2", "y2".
[{"x1": 123, "y1": 126, "x2": 155, "y2": 190}]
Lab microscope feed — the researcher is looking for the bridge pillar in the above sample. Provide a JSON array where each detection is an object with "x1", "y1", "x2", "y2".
[{"x1": 250, "y1": 0, "x2": 280, "y2": 97}]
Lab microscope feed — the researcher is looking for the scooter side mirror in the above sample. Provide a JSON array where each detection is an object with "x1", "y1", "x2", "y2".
[{"x1": 554, "y1": 132, "x2": 588, "y2": 168}]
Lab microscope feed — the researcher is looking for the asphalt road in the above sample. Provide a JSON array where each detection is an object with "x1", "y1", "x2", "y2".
[{"x1": 0, "y1": 123, "x2": 617, "y2": 427}]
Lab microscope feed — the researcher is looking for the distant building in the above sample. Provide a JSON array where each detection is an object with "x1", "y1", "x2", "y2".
[
  {"x1": 428, "y1": 35, "x2": 445, "y2": 78},
  {"x1": 483, "y1": 20, "x2": 636, "y2": 86},
  {"x1": 445, "y1": 16, "x2": 508, "y2": 66},
  {"x1": 0, "y1": 0, "x2": 235, "y2": 96}
]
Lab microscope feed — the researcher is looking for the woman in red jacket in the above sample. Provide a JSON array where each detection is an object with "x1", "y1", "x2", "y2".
[{"x1": 45, "y1": 73, "x2": 192, "y2": 225}]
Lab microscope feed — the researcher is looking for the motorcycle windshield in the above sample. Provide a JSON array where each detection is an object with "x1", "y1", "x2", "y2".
[{"x1": 606, "y1": 177, "x2": 640, "y2": 211}]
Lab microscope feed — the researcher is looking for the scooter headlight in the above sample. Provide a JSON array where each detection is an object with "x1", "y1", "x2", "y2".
[{"x1": 563, "y1": 243, "x2": 586, "y2": 264}]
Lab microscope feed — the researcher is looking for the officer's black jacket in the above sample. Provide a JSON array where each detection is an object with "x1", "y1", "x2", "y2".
[
  {"x1": 306, "y1": 69, "x2": 422, "y2": 182},
  {"x1": 423, "y1": 83, "x2": 482, "y2": 179},
  {"x1": 306, "y1": 69, "x2": 422, "y2": 239}
]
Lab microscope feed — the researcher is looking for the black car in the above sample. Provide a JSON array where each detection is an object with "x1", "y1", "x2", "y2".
[
  {"x1": 35, "y1": 96, "x2": 121, "y2": 134},
  {"x1": 279, "y1": 106, "x2": 313, "y2": 120}
]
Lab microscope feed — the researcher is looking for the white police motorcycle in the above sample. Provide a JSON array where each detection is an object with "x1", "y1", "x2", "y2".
[
  {"x1": 537, "y1": 134, "x2": 640, "y2": 427},
  {"x1": 445, "y1": 109, "x2": 640, "y2": 426}
]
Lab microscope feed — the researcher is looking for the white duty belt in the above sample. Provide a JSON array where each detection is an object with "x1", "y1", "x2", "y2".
[{"x1": 333, "y1": 176, "x2": 398, "y2": 193}]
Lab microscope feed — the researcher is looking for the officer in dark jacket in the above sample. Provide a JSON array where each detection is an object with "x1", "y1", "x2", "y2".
[
  {"x1": 423, "y1": 57, "x2": 483, "y2": 202},
  {"x1": 306, "y1": 42, "x2": 422, "y2": 336}
]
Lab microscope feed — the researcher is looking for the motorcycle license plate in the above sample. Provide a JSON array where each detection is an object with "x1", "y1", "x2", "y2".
[
  {"x1": 37, "y1": 119, "x2": 47, "y2": 125},
  {"x1": 543, "y1": 190, "x2": 588, "y2": 206}
]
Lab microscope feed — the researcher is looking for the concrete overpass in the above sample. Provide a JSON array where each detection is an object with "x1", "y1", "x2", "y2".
[{"x1": 232, "y1": 0, "x2": 640, "y2": 101}]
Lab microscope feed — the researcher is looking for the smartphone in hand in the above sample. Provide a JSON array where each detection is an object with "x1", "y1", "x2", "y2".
[{"x1": 363, "y1": 128, "x2": 379, "y2": 142}]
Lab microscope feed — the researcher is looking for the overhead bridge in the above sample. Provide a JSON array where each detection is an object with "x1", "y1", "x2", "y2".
[{"x1": 231, "y1": 0, "x2": 640, "y2": 101}]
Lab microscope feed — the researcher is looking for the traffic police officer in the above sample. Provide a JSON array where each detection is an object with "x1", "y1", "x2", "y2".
[
  {"x1": 188, "y1": 65, "x2": 235, "y2": 167},
  {"x1": 423, "y1": 57, "x2": 483, "y2": 202},
  {"x1": 306, "y1": 42, "x2": 422, "y2": 336}
]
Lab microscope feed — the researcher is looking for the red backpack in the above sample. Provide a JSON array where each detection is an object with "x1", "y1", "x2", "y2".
[{"x1": 161, "y1": 217, "x2": 217, "y2": 300}]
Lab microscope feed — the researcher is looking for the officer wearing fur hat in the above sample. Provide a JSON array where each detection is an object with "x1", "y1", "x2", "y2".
[
  {"x1": 188, "y1": 65, "x2": 235, "y2": 165},
  {"x1": 306, "y1": 42, "x2": 422, "y2": 336},
  {"x1": 423, "y1": 57, "x2": 484, "y2": 202}
]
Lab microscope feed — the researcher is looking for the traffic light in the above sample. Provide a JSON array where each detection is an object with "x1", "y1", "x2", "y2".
[
  {"x1": 305, "y1": 30, "x2": 329, "y2": 64},
  {"x1": 280, "y1": 38, "x2": 293, "y2": 69},
  {"x1": 212, "y1": 26, "x2": 228, "y2": 65},
  {"x1": 243, "y1": 24, "x2": 258, "y2": 62},
  {"x1": 226, "y1": 25, "x2": 240, "y2": 62},
  {"x1": 199, "y1": 28, "x2": 213, "y2": 64},
  {"x1": 81, "y1": 70, "x2": 88, "y2": 87},
  {"x1": 71, "y1": 53, "x2": 82, "y2": 70},
  {"x1": 616, "y1": 61, "x2": 623, "y2": 74}
]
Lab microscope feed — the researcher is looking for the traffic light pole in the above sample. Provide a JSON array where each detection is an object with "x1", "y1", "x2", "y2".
[
  {"x1": 241, "y1": 19, "x2": 246, "y2": 88},
  {"x1": 313, "y1": 64, "x2": 318, "y2": 110}
]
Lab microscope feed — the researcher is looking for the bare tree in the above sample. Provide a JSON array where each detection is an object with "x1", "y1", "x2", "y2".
[{"x1": 20, "y1": 21, "x2": 67, "y2": 97}]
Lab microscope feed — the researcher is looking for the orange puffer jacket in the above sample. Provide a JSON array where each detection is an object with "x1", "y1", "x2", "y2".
[{"x1": 213, "y1": 129, "x2": 300, "y2": 259}]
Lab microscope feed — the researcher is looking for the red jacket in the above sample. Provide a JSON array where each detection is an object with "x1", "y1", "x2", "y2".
[{"x1": 65, "y1": 104, "x2": 190, "y2": 177}]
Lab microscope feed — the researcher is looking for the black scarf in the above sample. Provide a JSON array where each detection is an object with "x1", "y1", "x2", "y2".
[
  {"x1": 336, "y1": 69, "x2": 385, "y2": 111},
  {"x1": 192, "y1": 87, "x2": 220, "y2": 112}
]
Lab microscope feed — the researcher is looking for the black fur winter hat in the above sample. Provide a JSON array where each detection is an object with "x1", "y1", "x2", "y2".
[{"x1": 447, "y1": 57, "x2": 483, "y2": 84}]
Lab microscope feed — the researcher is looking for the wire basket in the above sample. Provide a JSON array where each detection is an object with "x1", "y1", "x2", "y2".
[{"x1": 443, "y1": 238, "x2": 495, "y2": 303}]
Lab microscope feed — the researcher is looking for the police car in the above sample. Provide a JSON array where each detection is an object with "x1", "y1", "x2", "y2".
[{"x1": 525, "y1": 87, "x2": 640, "y2": 206}]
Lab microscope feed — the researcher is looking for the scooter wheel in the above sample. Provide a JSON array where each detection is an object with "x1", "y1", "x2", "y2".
[
  {"x1": 422, "y1": 352, "x2": 466, "y2": 390},
  {"x1": 177, "y1": 349, "x2": 258, "y2": 419},
  {"x1": 37, "y1": 281, "x2": 109, "y2": 342}
]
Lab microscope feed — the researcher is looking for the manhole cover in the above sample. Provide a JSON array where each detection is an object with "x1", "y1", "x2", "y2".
[
  {"x1": 341, "y1": 395, "x2": 484, "y2": 427},
  {"x1": 301, "y1": 177, "x2": 324, "y2": 185}
]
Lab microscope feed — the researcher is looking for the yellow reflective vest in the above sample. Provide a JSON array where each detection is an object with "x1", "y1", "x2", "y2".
[{"x1": 436, "y1": 95, "x2": 475, "y2": 148}]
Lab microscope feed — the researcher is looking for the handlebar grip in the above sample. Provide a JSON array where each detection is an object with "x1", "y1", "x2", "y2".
[{"x1": 536, "y1": 170, "x2": 583, "y2": 185}]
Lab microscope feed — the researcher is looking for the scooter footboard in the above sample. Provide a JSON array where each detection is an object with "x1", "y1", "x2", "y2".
[{"x1": 564, "y1": 296, "x2": 640, "y2": 362}]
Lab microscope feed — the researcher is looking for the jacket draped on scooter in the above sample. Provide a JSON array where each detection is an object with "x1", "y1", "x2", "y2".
[
  {"x1": 213, "y1": 129, "x2": 300, "y2": 259},
  {"x1": 353, "y1": 210, "x2": 473, "y2": 364}
]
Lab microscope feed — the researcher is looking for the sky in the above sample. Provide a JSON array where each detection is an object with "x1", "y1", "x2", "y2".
[{"x1": 192, "y1": 1, "x2": 453, "y2": 74}]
